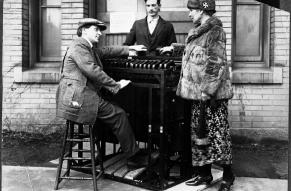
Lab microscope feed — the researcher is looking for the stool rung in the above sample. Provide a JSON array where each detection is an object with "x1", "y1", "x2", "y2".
[
  {"x1": 71, "y1": 166, "x2": 95, "y2": 169},
  {"x1": 71, "y1": 166, "x2": 102, "y2": 172},
  {"x1": 66, "y1": 138, "x2": 90, "y2": 142},
  {"x1": 73, "y1": 133, "x2": 89, "y2": 137},
  {"x1": 63, "y1": 157, "x2": 91, "y2": 160},
  {"x1": 60, "y1": 176, "x2": 93, "y2": 180},
  {"x1": 72, "y1": 149, "x2": 91, "y2": 152}
]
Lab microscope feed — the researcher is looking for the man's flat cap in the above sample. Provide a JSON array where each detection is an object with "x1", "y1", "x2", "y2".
[{"x1": 78, "y1": 18, "x2": 107, "y2": 31}]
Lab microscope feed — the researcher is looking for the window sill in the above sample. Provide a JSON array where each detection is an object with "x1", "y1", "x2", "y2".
[
  {"x1": 14, "y1": 66, "x2": 60, "y2": 84},
  {"x1": 13, "y1": 66, "x2": 283, "y2": 85},
  {"x1": 231, "y1": 67, "x2": 283, "y2": 84}
]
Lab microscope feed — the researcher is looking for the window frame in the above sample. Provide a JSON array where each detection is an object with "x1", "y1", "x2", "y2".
[
  {"x1": 28, "y1": 0, "x2": 61, "y2": 68},
  {"x1": 29, "y1": 0, "x2": 39, "y2": 68},
  {"x1": 89, "y1": 0, "x2": 97, "y2": 18},
  {"x1": 232, "y1": 0, "x2": 270, "y2": 68}
]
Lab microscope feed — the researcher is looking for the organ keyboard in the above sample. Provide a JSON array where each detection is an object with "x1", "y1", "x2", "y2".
[
  {"x1": 103, "y1": 57, "x2": 176, "y2": 70},
  {"x1": 103, "y1": 57, "x2": 181, "y2": 87}
]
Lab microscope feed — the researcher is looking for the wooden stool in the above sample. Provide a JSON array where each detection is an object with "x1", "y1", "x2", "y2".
[{"x1": 54, "y1": 120, "x2": 104, "y2": 191}]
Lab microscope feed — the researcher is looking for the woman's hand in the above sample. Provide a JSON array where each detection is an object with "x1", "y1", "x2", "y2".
[
  {"x1": 201, "y1": 92, "x2": 210, "y2": 101},
  {"x1": 159, "y1": 46, "x2": 173, "y2": 54}
]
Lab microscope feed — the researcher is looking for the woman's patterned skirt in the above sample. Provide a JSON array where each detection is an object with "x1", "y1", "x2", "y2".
[{"x1": 190, "y1": 100, "x2": 232, "y2": 166}]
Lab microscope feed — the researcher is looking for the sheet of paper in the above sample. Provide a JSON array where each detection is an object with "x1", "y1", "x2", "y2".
[
  {"x1": 107, "y1": 0, "x2": 137, "y2": 12},
  {"x1": 110, "y1": 12, "x2": 136, "y2": 33}
]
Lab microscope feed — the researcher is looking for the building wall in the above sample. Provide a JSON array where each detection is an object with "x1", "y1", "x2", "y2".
[
  {"x1": 2, "y1": 0, "x2": 290, "y2": 141},
  {"x1": 2, "y1": 0, "x2": 90, "y2": 134},
  {"x1": 229, "y1": 8, "x2": 290, "y2": 141}
]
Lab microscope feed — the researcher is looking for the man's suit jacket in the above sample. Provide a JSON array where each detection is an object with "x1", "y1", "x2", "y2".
[
  {"x1": 56, "y1": 37, "x2": 129, "y2": 124},
  {"x1": 124, "y1": 16, "x2": 177, "y2": 55}
]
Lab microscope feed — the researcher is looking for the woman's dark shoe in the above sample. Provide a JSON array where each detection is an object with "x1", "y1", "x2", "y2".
[
  {"x1": 219, "y1": 176, "x2": 235, "y2": 191},
  {"x1": 185, "y1": 175, "x2": 213, "y2": 186},
  {"x1": 218, "y1": 181, "x2": 233, "y2": 191}
]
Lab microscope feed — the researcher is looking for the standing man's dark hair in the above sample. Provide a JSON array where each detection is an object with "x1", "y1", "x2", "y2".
[{"x1": 144, "y1": 0, "x2": 161, "y2": 5}]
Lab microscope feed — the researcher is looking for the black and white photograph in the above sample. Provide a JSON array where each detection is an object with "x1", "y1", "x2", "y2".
[{"x1": 1, "y1": 0, "x2": 291, "y2": 190}]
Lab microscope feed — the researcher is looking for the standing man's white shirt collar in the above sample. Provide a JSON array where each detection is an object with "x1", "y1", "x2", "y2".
[
  {"x1": 147, "y1": 16, "x2": 159, "y2": 35},
  {"x1": 82, "y1": 36, "x2": 93, "y2": 48}
]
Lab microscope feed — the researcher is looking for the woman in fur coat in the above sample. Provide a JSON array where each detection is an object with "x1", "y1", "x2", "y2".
[{"x1": 161, "y1": 0, "x2": 234, "y2": 190}]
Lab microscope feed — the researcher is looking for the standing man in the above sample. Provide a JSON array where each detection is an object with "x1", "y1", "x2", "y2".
[
  {"x1": 123, "y1": 0, "x2": 177, "y2": 56},
  {"x1": 56, "y1": 18, "x2": 147, "y2": 168}
]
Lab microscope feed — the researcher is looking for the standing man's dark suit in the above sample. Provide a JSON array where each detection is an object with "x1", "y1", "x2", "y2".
[{"x1": 124, "y1": 17, "x2": 177, "y2": 56}]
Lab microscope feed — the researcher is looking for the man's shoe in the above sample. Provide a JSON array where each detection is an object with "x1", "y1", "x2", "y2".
[
  {"x1": 127, "y1": 150, "x2": 160, "y2": 170},
  {"x1": 185, "y1": 175, "x2": 213, "y2": 186},
  {"x1": 127, "y1": 150, "x2": 148, "y2": 170}
]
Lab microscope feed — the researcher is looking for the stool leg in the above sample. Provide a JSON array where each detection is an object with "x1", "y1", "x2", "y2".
[
  {"x1": 96, "y1": 140, "x2": 104, "y2": 172},
  {"x1": 66, "y1": 121, "x2": 74, "y2": 176},
  {"x1": 78, "y1": 124, "x2": 83, "y2": 166},
  {"x1": 54, "y1": 121, "x2": 70, "y2": 190},
  {"x1": 89, "y1": 125, "x2": 98, "y2": 191},
  {"x1": 101, "y1": 140, "x2": 106, "y2": 157}
]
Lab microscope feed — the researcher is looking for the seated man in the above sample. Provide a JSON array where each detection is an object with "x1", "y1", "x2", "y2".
[
  {"x1": 56, "y1": 18, "x2": 147, "y2": 168},
  {"x1": 123, "y1": 0, "x2": 177, "y2": 56}
]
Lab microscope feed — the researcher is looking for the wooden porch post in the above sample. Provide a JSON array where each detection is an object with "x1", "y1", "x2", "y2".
[{"x1": 0, "y1": 0, "x2": 3, "y2": 190}]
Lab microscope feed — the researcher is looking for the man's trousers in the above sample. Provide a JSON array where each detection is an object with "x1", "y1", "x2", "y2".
[{"x1": 95, "y1": 97, "x2": 139, "y2": 158}]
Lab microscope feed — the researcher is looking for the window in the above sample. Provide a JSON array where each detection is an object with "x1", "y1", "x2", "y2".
[
  {"x1": 232, "y1": 0, "x2": 270, "y2": 68},
  {"x1": 29, "y1": 0, "x2": 61, "y2": 67},
  {"x1": 40, "y1": 0, "x2": 61, "y2": 62},
  {"x1": 231, "y1": 0, "x2": 282, "y2": 84}
]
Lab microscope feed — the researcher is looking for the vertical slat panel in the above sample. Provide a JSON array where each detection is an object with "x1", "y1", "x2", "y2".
[
  {"x1": 0, "y1": 1, "x2": 2, "y2": 189},
  {"x1": 105, "y1": 34, "x2": 128, "y2": 45},
  {"x1": 176, "y1": 34, "x2": 187, "y2": 44},
  {"x1": 105, "y1": 33, "x2": 188, "y2": 46}
]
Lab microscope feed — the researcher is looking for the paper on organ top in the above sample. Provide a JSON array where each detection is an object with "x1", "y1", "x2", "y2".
[
  {"x1": 129, "y1": 50, "x2": 137, "y2": 57},
  {"x1": 110, "y1": 12, "x2": 136, "y2": 33}
]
